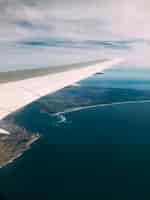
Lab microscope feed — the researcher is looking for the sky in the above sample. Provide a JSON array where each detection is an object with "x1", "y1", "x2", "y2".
[{"x1": 0, "y1": 0, "x2": 150, "y2": 71}]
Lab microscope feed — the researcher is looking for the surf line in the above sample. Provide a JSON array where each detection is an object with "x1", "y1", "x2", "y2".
[{"x1": 53, "y1": 99, "x2": 150, "y2": 116}]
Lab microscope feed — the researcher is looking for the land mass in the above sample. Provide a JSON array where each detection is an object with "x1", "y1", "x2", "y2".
[
  {"x1": 0, "y1": 120, "x2": 40, "y2": 168},
  {"x1": 36, "y1": 86, "x2": 150, "y2": 115}
]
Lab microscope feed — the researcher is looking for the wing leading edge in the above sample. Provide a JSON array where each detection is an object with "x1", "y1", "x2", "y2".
[{"x1": 0, "y1": 58, "x2": 122, "y2": 120}]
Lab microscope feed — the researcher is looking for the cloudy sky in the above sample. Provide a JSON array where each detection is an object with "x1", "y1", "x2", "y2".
[{"x1": 0, "y1": 0, "x2": 150, "y2": 71}]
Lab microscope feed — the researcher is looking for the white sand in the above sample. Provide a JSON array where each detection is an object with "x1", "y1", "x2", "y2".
[{"x1": 0, "y1": 58, "x2": 123, "y2": 121}]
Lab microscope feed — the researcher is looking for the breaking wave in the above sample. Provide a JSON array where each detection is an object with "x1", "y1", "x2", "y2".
[
  {"x1": 56, "y1": 114, "x2": 67, "y2": 124},
  {"x1": 51, "y1": 113, "x2": 67, "y2": 126}
]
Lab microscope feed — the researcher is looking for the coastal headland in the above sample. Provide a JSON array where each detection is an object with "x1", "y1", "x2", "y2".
[{"x1": 0, "y1": 120, "x2": 40, "y2": 168}]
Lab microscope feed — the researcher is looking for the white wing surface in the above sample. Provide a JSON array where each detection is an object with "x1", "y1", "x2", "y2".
[{"x1": 0, "y1": 58, "x2": 122, "y2": 120}]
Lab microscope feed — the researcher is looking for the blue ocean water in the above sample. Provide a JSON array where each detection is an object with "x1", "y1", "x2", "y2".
[{"x1": 1, "y1": 66, "x2": 150, "y2": 199}]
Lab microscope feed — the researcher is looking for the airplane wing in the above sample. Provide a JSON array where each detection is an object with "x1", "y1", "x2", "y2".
[{"x1": 0, "y1": 58, "x2": 122, "y2": 120}]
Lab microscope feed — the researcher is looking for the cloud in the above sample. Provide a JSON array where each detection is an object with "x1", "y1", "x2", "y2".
[
  {"x1": 1, "y1": 0, "x2": 150, "y2": 41},
  {"x1": 18, "y1": 37, "x2": 132, "y2": 50},
  {"x1": 0, "y1": 0, "x2": 150, "y2": 70}
]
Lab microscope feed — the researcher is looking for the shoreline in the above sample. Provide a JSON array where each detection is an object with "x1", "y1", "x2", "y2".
[
  {"x1": 0, "y1": 133, "x2": 40, "y2": 169},
  {"x1": 53, "y1": 99, "x2": 150, "y2": 116},
  {"x1": 1, "y1": 100, "x2": 149, "y2": 169}
]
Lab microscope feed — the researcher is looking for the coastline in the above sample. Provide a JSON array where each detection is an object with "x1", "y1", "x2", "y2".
[
  {"x1": 53, "y1": 99, "x2": 150, "y2": 116},
  {"x1": 0, "y1": 133, "x2": 40, "y2": 169}
]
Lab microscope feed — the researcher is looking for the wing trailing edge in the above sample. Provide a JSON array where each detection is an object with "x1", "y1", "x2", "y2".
[{"x1": 0, "y1": 58, "x2": 123, "y2": 120}]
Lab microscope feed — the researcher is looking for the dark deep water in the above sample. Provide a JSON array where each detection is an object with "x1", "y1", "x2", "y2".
[{"x1": 1, "y1": 66, "x2": 150, "y2": 199}]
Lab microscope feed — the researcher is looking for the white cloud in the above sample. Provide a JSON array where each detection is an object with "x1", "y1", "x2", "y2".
[{"x1": 0, "y1": 0, "x2": 150, "y2": 70}]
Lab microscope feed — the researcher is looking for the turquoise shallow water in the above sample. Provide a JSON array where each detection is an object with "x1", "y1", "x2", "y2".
[{"x1": 1, "y1": 66, "x2": 150, "y2": 199}]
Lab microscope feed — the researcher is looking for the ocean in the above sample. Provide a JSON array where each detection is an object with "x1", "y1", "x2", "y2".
[{"x1": 1, "y1": 65, "x2": 150, "y2": 199}]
